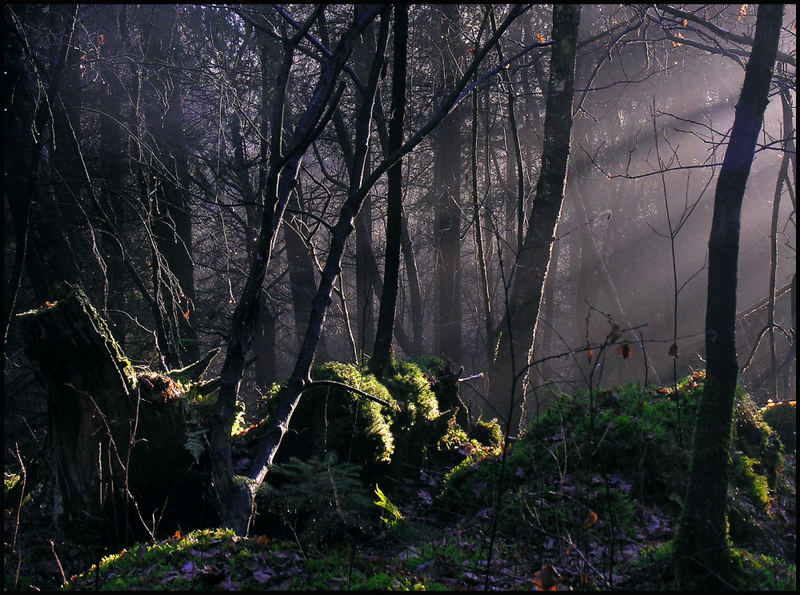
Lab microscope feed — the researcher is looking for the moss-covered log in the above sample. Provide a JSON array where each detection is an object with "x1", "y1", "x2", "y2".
[{"x1": 16, "y1": 286, "x2": 215, "y2": 538}]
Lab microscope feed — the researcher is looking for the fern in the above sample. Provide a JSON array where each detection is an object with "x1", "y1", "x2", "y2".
[
  {"x1": 184, "y1": 426, "x2": 207, "y2": 464},
  {"x1": 374, "y1": 483, "x2": 404, "y2": 528},
  {"x1": 260, "y1": 453, "x2": 378, "y2": 546}
]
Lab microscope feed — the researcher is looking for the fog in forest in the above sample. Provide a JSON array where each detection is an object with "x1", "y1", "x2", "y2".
[
  {"x1": 5, "y1": 4, "x2": 795, "y2": 429},
  {"x1": 3, "y1": 4, "x2": 797, "y2": 589}
]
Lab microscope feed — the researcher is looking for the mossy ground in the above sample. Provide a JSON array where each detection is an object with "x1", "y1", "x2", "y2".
[{"x1": 5, "y1": 367, "x2": 796, "y2": 590}]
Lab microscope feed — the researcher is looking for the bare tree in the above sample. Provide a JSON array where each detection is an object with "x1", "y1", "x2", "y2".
[
  {"x1": 488, "y1": 4, "x2": 581, "y2": 433},
  {"x1": 673, "y1": 5, "x2": 783, "y2": 589}
]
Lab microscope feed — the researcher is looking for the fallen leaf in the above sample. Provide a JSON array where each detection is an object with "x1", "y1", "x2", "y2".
[
  {"x1": 532, "y1": 563, "x2": 561, "y2": 590},
  {"x1": 251, "y1": 569, "x2": 272, "y2": 583}
]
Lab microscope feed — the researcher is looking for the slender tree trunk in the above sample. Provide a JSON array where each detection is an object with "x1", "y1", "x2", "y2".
[
  {"x1": 674, "y1": 5, "x2": 782, "y2": 589},
  {"x1": 472, "y1": 72, "x2": 492, "y2": 359},
  {"x1": 491, "y1": 9, "x2": 526, "y2": 252},
  {"x1": 400, "y1": 208, "x2": 425, "y2": 355},
  {"x1": 96, "y1": 5, "x2": 129, "y2": 349},
  {"x1": 434, "y1": 4, "x2": 465, "y2": 365},
  {"x1": 141, "y1": 5, "x2": 198, "y2": 367},
  {"x1": 3, "y1": 4, "x2": 84, "y2": 312},
  {"x1": 209, "y1": 6, "x2": 384, "y2": 533},
  {"x1": 371, "y1": 4, "x2": 408, "y2": 378},
  {"x1": 488, "y1": 4, "x2": 581, "y2": 433},
  {"x1": 353, "y1": 6, "x2": 379, "y2": 358}
]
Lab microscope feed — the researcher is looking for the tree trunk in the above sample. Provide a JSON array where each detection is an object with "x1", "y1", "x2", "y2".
[
  {"x1": 488, "y1": 4, "x2": 580, "y2": 433},
  {"x1": 16, "y1": 286, "x2": 213, "y2": 541},
  {"x1": 371, "y1": 4, "x2": 408, "y2": 379},
  {"x1": 141, "y1": 5, "x2": 199, "y2": 367},
  {"x1": 434, "y1": 4, "x2": 465, "y2": 365},
  {"x1": 353, "y1": 6, "x2": 379, "y2": 358},
  {"x1": 208, "y1": 6, "x2": 384, "y2": 534},
  {"x1": 284, "y1": 183, "x2": 322, "y2": 352},
  {"x1": 400, "y1": 207, "x2": 425, "y2": 355},
  {"x1": 673, "y1": 5, "x2": 782, "y2": 589},
  {"x1": 97, "y1": 5, "x2": 129, "y2": 349}
]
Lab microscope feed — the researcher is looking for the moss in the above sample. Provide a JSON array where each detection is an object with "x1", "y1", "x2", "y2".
[
  {"x1": 734, "y1": 394, "x2": 784, "y2": 489},
  {"x1": 468, "y1": 417, "x2": 503, "y2": 447},
  {"x1": 761, "y1": 401, "x2": 796, "y2": 453},
  {"x1": 271, "y1": 362, "x2": 397, "y2": 468},
  {"x1": 384, "y1": 360, "x2": 440, "y2": 425},
  {"x1": 63, "y1": 529, "x2": 449, "y2": 591},
  {"x1": 4, "y1": 473, "x2": 20, "y2": 496},
  {"x1": 438, "y1": 372, "x2": 786, "y2": 548},
  {"x1": 724, "y1": 547, "x2": 797, "y2": 591},
  {"x1": 406, "y1": 355, "x2": 446, "y2": 377}
]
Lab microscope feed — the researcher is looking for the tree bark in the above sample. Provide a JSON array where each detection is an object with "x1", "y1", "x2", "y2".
[
  {"x1": 433, "y1": 5, "x2": 466, "y2": 366},
  {"x1": 488, "y1": 4, "x2": 580, "y2": 433},
  {"x1": 209, "y1": 5, "x2": 384, "y2": 534},
  {"x1": 673, "y1": 5, "x2": 782, "y2": 589},
  {"x1": 371, "y1": 4, "x2": 408, "y2": 379},
  {"x1": 353, "y1": 6, "x2": 379, "y2": 357},
  {"x1": 16, "y1": 287, "x2": 211, "y2": 540},
  {"x1": 140, "y1": 5, "x2": 199, "y2": 367}
]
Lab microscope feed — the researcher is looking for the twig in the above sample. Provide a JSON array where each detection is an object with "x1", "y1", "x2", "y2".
[
  {"x1": 306, "y1": 379, "x2": 396, "y2": 409},
  {"x1": 50, "y1": 539, "x2": 67, "y2": 584}
]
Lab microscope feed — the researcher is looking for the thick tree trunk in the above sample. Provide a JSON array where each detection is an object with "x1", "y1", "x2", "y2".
[
  {"x1": 16, "y1": 286, "x2": 212, "y2": 540},
  {"x1": 673, "y1": 5, "x2": 782, "y2": 589},
  {"x1": 284, "y1": 183, "x2": 322, "y2": 353},
  {"x1": 488, "y1": 4, "x2": 580, "y2": 433}
]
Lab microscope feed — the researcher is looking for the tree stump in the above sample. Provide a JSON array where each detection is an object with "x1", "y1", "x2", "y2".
[{"x1": 16, "y1": 286, "x2": 216, "y2": 539}]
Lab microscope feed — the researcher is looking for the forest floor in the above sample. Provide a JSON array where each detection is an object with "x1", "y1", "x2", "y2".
[
  {"x1": 4, "y1": 381, "x2": 797, "y2": 591},
  {"x1": 4, "y1": 457, "x2": 797, "y2": 591},
  {"x1": 5, "y1": 453, "x2": 796, "y2": 590}
]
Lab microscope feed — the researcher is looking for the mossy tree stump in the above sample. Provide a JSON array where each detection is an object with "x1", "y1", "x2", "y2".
[{"x1": 16, "y1": 286, "x2": 215, "y2": 539}]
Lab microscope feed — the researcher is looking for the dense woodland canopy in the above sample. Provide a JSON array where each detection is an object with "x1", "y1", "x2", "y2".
[{"x1": 3, "y1": 3, "x2": 796, "y2": 591}]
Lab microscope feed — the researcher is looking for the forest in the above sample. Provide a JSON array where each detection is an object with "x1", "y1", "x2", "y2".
[{"x1": 3, "y1": 3, "x2": 796, "y2": 591}]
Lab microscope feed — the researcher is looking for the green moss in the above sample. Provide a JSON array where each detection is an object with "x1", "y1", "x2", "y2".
[
  {"x1": 384, "y1": 360, "x2": 440, "y2": 425},
  {"x1": 263, "y1": 359, "x2": 467, "y2": 474},
  {"x1": 761, "y1": 401, "x2": 796, "y2": 452},
  {"x1": 406, "y1": 355, "x2": 446, "y2": 377},
  {"x1": 468, "y1": 417, "x2": 503, "y2": 447},
  {"x1": 271, "y1": 362, "x2": 397, "y2": 467},
  {"x1": 65, "y1": 528, "x2": 449, "y2": 591},
  {"x1": 438, "y1": 372, "x2": 786, "y2": 547},
  {"x1": 725, "y1": 547, "x2": 797, "y2": 591}
]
